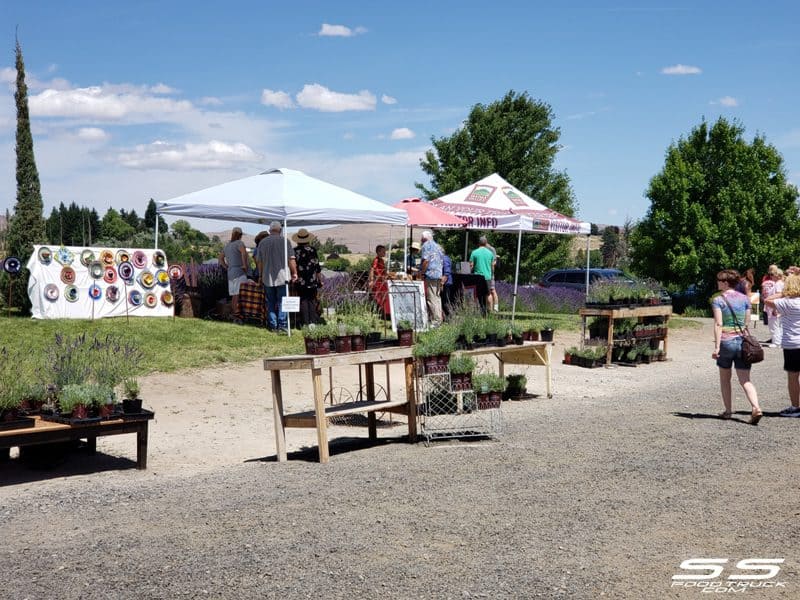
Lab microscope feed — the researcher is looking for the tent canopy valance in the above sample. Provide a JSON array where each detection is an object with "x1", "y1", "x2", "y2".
[
  {"x1": 155, "y1": 168, "x2": 407, "y2": 226},
  {"x1": 430, "y1": 173, "x2": 590, "y2": 234}
]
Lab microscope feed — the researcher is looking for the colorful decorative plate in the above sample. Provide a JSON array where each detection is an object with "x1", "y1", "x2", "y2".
[
  {"x1": 100, "y1": 250, "x2": 114, "y2": 266},
  {"x1": 161, "y1": 291, "x2": 174, "y2": 307},
  {"x1": 106, "y1": 285, "x2": 120, "y2": 303},
  {"x1": 144, "y1": 292, "x2": 158, "y2": 308},
  {"x1": 54, "y1": 246, "x2": 75, "y2": 266},
  {"x1": 132, "y1": 250, "x2": 148, "y2": 269},
  {"x1": 139, "y1": 270, "x2": 156, "y2": 289},
  {"x1": 80, "y1": 249, "x2": 96, "y2": 266},
  {"x1": 3, "y1": 257, "x2": 21, "y2": 275},
  {"x1": 38, "y1": 246, "x2": 52, "y2": 265},
  {"x1": 152, "y1": 250, "x2": 167, "y2": 267},
  {"x1": 118, "y1": 261, "x2": 134, "y2": 282},
  {"x1": 128, "y1": 290, "x2": 143, "y2": 306},
  {"x1": 44, "y1": 283, "x2": 59, "y2": 302},
  {"x1": 64, "y1": 285, "x2": 79, "y2": 302},
  {"x1": 88, "y1": 283, "x2": 102, "y2": 300},
  {"x1": 155, "y1": 269, "x2": 170, "y2": 286},
  {"x1": 168, "y1": 265, "x2": 183, "y2": 280},
  {"x1": 103, "y1": 265, "x2": 117, "y2": 284},
  {"x1": 89, "y1": 261, "x2": 104, "y2": 280},
  {"x1": 60, "y1": 266, "x2": 77, "y2": 285},
  {"x1": 115, "y1": 249, "x2": 131, "y2": 264}
]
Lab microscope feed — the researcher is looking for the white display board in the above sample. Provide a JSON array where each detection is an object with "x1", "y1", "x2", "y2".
[
  {"x1": 388, "y1": 280, "x2": 427, "y2": 332},
  {"x1": 26, "y1": 245, "x2": 175, "y2": 320}
]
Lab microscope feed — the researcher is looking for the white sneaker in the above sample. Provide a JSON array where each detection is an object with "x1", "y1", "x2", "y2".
[{"x1": 493, "y1": 304, "x2": 499, "y2": 312}]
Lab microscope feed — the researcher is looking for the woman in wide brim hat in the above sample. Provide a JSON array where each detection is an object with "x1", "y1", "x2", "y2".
[{"x1": 291, "y1": 228, "x2": 323, "y2": 327}]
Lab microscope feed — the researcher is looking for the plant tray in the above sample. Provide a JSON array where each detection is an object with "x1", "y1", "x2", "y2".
[
  {"x1": 40, "y1": 414, "x2": 102, "y2": 426},
  {"x1": 0, "y1": 416, "x2": 36, "y2": 431},
  {"x1": 119, "y1": 408, "x2": 155, "y2": 420},
  {"x1": 366, "y1": 339, "x2": 399, "y2": 349}
]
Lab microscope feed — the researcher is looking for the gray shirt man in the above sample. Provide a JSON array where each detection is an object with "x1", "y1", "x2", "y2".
[{"x1": 256, "y1": 234, "x2": 296, "y2": 286}]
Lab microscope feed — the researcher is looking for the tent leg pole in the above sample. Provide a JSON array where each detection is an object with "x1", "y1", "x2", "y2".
[
  {"x1": 511, "y1": 229, "x2": 522, "y2": 323},
  {"x1": 154, "y1": 213, "x2": 159, "y2": 250},
  {"x1": 463, "y1": 231, "x2": 469, "y2": 261},
  {"x1": 285, "y1": 218, "x2": 291, "y2": 337},
  {"x1": 585, "y1": 234, "x2": 591, "y2": 297}
]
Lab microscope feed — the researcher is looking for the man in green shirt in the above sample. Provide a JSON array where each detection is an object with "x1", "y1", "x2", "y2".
[{"x1": 469, "y1": 236, "x2": 495, "y2": 311}]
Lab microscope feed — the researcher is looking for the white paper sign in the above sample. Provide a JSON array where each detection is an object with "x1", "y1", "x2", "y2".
[{"x1": 281, "y1": 296, "x2": 300, "y2": 312}]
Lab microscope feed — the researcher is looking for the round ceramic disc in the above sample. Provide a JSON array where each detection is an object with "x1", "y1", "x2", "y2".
[
  {"x1": 64, "y1": 284, "x2": 79, "y2": 302},
  {"x1": 144, "y1": 292, "x2": 157, "y2": 308},
  {"x1": 161, "y1": 291, "x2": 174, "y2": 306},
  {"x1": 128, "y1": 290, "x2": 143, "y2": 306},
  {"x1": 80, "y1": 249, "x2": 95, "y2": 266},
  {"x1": 118, "y1": 261, "x2": 134, "y2": 281},
  {"x1": 155, "y1": 269, "x2": 170, "y2": 286},
  {"x1": 106, "y1": 285, "x2": 120, "y2": 303},
  {"x1": 88, "y1": 283, "x2": 102, "y2": 300},
  {"x1": 139, "y1": 270, "x2": 155, "y2": 289},
  {"x1": 100, "y1": 250, "x2": 114, "y2": 266},
  {"x1": 168, "y1": 265, "x2": 183, "y2": 280},
  {"x1": 38, "y1": 246, "x2": 52, "y2": 265},
  {"x1": 103, "y1": 265, "x2": 117, "y2": 284},
  {"x1": 44, "y1": 283, "x2": 59, "y2": 302},
  {"x1": 60, "y1": 266, "x2": 76, "y2": 285},
  {"x1": 152, "y1": 250, "x2": 166, "y2": 267},
  {"x1": 3, "y1": 257, "x2": 21, "y2": 274},
  {"x1": 115, "y1": 249, "x2": 130, "y2": 264},
  {"x1": 132, "y1": 251, "x2": 147, "y2": 269},
  {"x1": 89, "y1": 261, "x2": 104, "y2": 280}
]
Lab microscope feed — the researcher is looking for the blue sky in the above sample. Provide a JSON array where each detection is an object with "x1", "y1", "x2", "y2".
[{"x1": 0, "y1": 1, "x2": 798, "y2": 232}]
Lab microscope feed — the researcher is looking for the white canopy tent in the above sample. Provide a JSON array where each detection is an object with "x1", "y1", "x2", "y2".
[
  {"x1": 155, "y1": 168, "x2": 408, "y2": 334},
  {"x1": 430, "y1": 173, "x2": 591, "y2": 318}
]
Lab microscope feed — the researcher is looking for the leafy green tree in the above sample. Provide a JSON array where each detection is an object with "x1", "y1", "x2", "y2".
[
  {"x1": 319, "y1": 237, "x2": 349, "y2": 255},
  {"x1": 601, "y1": 227, "x2": 622, "y2": 268},
  {"x1": 630, "y1": 117, "x2": 800, "y2": 296},
  {"x1": 416, "y1": 90, "x2": 577, "y2": 283},
  {"x1": 144, "y1": 198, "x2": 168, "y2": 234},
  {"x1": 3, "y1": 39, "x2": 45, "y2": 313},
  {"x1": 99, "y1": 208, "x2": 135, "y2": 241}
]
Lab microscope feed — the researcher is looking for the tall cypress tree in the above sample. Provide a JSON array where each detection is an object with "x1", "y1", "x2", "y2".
[{"x1": 3, "y1": 37, "x2": 45, "y2": 312}]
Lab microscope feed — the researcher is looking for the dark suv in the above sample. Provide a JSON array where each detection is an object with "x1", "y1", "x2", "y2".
[{"x1": 538, "y1": 268, "x2": 634, "y2": 290}]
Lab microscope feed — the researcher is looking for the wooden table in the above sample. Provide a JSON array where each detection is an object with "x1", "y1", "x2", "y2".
[
  {"x1": 264, "y1": 346, "x2": 417, "y2": 463},
  {"x1": 579, "y1": 304, "x2": 672, "y2": 365},
  {"x1": 459, "y1": 341, "x2": 554, "y2": 398},
  {"x1": 0, "y1": 414, "x2": 153, "y2": 470}
]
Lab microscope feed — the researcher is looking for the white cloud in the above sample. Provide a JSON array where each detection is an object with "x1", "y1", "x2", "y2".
[
  {"x1": 115, "y1": 140, "x2": 261, "y2": 170},
  {"x1": 76, "y1": 127, "x2": 109, "y2": 142},
  {"x1": 261, "y1": 89, "x2": 295, "y2": 109},
  {"x1": 566, "y1": 111, "x2": 597, "y2": 121},
  {"x1": 382, "y1": 94, "x2": 397, "y2": 105},
  {"x1": 660, "y1": 64, "x2": 702, "y2": 75},
  {"x1": 29, "y1": 86, "x2": 194, "y2": 121},
  {"x1": 295, "y1": 84, "x2": 376, "y2": 112},
  {"x1": 198, "y1": 96, "x2": 223, "y2": 106},
  {"x1": 318, "y1": 24, "x2": 367, "y2": 37},
  {"x1": 0, "y1": 67, "x2": 14, "y2": 84},
  {"x1": 343, "y1": 132, "x2": 354, "y2": 140},
  {"x1": 150, "y1": 83, "x2": 177, "y2": 94},
  {"x1": 712, "y1": 96, "x2": 739, "y2": 107},
  {"x1": 390, "y1": 127, "x2": 415, "y2": 140}
]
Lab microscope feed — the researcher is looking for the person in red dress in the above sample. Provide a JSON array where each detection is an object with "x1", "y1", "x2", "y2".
[{"x1": 369, "y1": 245, "x2": 390, "y2": 317}]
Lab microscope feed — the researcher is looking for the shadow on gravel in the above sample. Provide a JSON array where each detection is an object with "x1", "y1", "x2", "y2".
[
  {"x1": 673, "y1": 410, "x2": 784, "y2": 423},
  {"x1": 0, "y1": 442, "x2": 137, "y2": 486},
  {"x1": 246, "y1": 436, "x2": 409, "y2": 463}
]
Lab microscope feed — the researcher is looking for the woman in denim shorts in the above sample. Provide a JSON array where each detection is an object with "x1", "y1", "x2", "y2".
[{"x1": 711, "y1": 269, "x2": 763, "y2": 424}]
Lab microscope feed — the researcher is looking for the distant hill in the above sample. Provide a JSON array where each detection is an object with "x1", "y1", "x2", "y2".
[{"x1": 206, "y1": 224, "x2": 400, "y2": 254}]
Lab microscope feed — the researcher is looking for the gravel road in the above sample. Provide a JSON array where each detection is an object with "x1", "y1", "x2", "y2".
[{"x1": 2, "y1": 318, "x2": 799, "y2": 599}]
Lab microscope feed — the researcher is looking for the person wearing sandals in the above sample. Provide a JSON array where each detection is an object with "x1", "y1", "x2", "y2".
[
  {"x1": 711, "y1": 269, "x2": 763, "y2": 424},
  {"x1": 760, "y1": 265, "x2": 784, "y2": 347},
  {"x1": 764, "y1": 273, "x2": 800, "y2": 417}
]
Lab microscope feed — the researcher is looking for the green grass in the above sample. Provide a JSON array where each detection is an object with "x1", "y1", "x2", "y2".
[{"x1": 0, "y1": 316, "x2": 304, "y2": 375}]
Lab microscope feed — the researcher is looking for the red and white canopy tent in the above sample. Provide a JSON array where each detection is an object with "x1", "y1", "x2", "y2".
[
  {"x1": 430, "y1": 173, "x2": 591, "y2": 318},
  {"x1": 392, "y1": 198, "x2": 467, "y2": 265}
]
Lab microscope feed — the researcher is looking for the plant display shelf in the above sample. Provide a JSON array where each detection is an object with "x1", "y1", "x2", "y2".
[
  {"x1": 579, "y1": 305, "x2": 672, "y2": 366},
  {"x1": 416, "y1": 368, "x2": 502, "y2": 445}
]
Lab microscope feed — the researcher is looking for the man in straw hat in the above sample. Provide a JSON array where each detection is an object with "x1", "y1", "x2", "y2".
[
  {"x1": 219, "y1": 227, "x2": 250, "y2": 324},
  {"x1": 256, "y1": 221, "x2": 297, "y2": 333},
  {"x1": 292, "y1": 228, "x2": 323, "y2": 326}
]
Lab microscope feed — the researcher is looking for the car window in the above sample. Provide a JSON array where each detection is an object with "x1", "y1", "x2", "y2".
[
  {"x1": 564, "y1": 273, "x2": 585, "y2": 284},
  {"x1": 546, "y1": 272, "x2": 566, "y2": 283}
]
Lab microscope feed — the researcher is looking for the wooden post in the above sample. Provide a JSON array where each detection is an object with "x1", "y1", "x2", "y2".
[
  {"x1": 312, "y1": 367, "x2": 329, "y2": 463},
  {"x1": 271, "y1": 370, "x2": 287, "y2": 462}
]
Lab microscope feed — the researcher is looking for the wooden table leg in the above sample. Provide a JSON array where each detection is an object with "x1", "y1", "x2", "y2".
[
  {"x1": 271, "y1": 369, "x2": 287, "y2": 462},
  {"x1": 405, "y1": 358, "x2": 418, "y2": 442},
  {"x1": 312, "y1": 367, "x2": 329, "y2": 463},
  {"x1": 136, "y1": 423, "x2": 148, "y2": 470},
  {"x1": 87, "y1": 436, "x2": 97, "y2": 455},
  {"x1": 606, "y1": 317, "x2": 614, "y2": 365},
  {"x1": 365, "y1": 363, "x2": 377, "y2": 439},
  {"x1": 544, "y1": 345, "x2": 553, "y2": 398}
]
